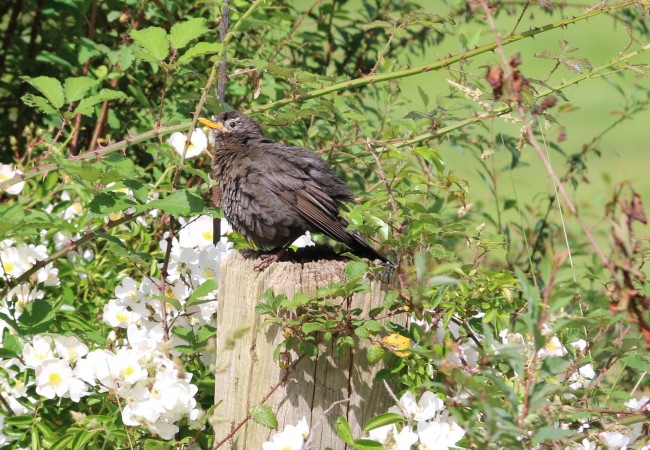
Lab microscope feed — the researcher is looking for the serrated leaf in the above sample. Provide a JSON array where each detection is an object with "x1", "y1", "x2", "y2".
[
  {"x1": 361, "y1": 20, "x2": 392, "y2": 30},
  {"x1": 366, "y1": 343, "x2": 385, "y2": 363},
  {"x1": 22, "y1": 76, "x2": 65, "y2": 108},
  {"x1": 18, "y1": 300, "x2": 55, "y2": 334},
  {"x1": 534, "y1": 50, "x2": 556, "y2": 60},
  {"x1": 303, "y1": 322, "x2": 327, "y2": 334},
  {"x1": 532, "y1": 426, "x2": 574, "y2": 446},
  {"x1": 177, "y1": 41, "x2": 222, "y2": 65},
  {"x1": 130, "y1": 26, "x2": 169, "y2": 61},
  {"x1": 363, "y1": 413, "x2": 406, "y2": 432},
  {"x1": 345, "y1": 261, "x2": 367, "y2": 281},
  {"x1": 186, "y1": 279, "x2": 219, "y2": 308},
  {"x1": 170, "y1": 18, "x2": 209, "y2": 50},
  {"x1": 64, "y1": 77, "x2": 99, "y2": 102},
  {"x1": 21, "y1": 94, "x2": 57, "y2": 114},
  {"x1": 141, "y1": 189, "x2": 205, "y2": 216},
  {"x1": 334, "y1": 417, "x2": 354, "y2": 444},
  {"x1": 250, "y1": 404, "x2": 278, "y2": 430},
  {"x1": 89, "y1": 192, "x2": 136, "y2": 215},
  {"x1": 74, "y1": 89, "x2": 127, "y2": 116}
]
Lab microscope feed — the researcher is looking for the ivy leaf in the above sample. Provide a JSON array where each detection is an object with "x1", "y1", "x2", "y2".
[
  {"x1": 130, "y1": 27, "x2": 169, "y2": 61},
  {"x1": 64, "y1": 76, "x2": 99, "y2": 102},
  {"x1": 21, "y1": 76, "x2": 65, "y2": 109},
  {"x1": 170, "y1": 18, "x2": 209, "y2": 50},
  {"x1": 250, "y1": 404, "x2": 278, "y2": 430}
]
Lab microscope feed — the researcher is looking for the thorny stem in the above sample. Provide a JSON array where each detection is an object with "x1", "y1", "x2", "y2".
[
  {"x1": 521, "y1": 111, "x2": 612, "y2": 270},
  {"x1": 172, "y1": 0, "x2": 265, "y2": 187},
  {"x1": 0, "y1": 123, "x2": 189, "y2": 192},
  {"x1": 0, "y1": 213, "x2": 137, "y2": 299},
  {"x1": 1, "y1": 3, "x2": 645, "y2": 195},
  {"x1": 249, "y1": 0, "x2": 638, "y2": 114},
  {"x1": 211, "y1": 355, "x2": 305, "y2": 449}
]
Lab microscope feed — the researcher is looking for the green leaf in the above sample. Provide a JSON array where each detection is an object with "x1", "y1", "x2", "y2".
[
  {"x1": 302, "y1": 322, "x2": 326, "y2": 334},
  {"x1": 22, "y1": 76, "x2": 65, "y2": 108},
  {"x1": 170, "y1": 18, "x2": 209, "y2": 50},
  {"x1": 621, "y1": 354, "x2": 650, "y2": 371},
  {"x1": 250, "y1": 404, "x2": 278, "y2": 430},
  {"x1": 345, "y1": 261, "x2": 367, "y2": 282},
  {"x1": 177, "y1": 41, "x2": 222, "y2": 66},
  {"x1": 18, "y1": 300, "x2": 55, "y2": 334},
  {"x1": 539, "y1": 356, "x2": 572, "y2": 377},
  {"x1": 334, "y1": 417, "x2": 354, "y2": 444},
  {"x1": 141, "y1": 189, "x2": 205, "y2": 216},
  {"x1": 64, "y1": 77, "x2": 99, "y2": 102},
  {"x1": 5, "y1": 415, "x2": 34, "y2": 427},
  {"x1": 363, "y1": 413, "x2": 406, "y2": 432},
  {"x1": 532, "y1": 426, "x2": 574, "y2": 446},
  {"x1": 74, "y1": 89, "x2": 127, "y2": 116},
  {"x1": 352, "y1": 439, "x2": 384, "y2": 449},
  {"x1": 130, "y1": 27, "x2": 169, "y2": 61},
  {"x1": 88, "y1": 192, "x2": 136, "y2": 216},
  {"x1": 366, "y1": 343, "x2": 385, "y2": 363},
  {"x1": 186, "y1": 279, "x2": 219, "y2": 308},
  {"x1": 21, "y1": 94, "x2": 57, "y2": 114},
  {"x1": 361, "y1": 20, "x2": 392, "y2": 30}
]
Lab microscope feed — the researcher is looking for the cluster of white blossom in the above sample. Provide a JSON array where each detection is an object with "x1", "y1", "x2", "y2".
[
  {"x1": 0, "y1": 213, "x2": 236, "y2": 442},
  {"x1": 367, "y1": 391, "x2": 466, "y2": 449},
  {"x1": 97, "y1": 215, "x2": 234, "y2": 437}
]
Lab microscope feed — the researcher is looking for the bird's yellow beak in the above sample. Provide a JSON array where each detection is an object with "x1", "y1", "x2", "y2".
[{"x1": 198, "y1": 117, "x2": 229, "y2": 132}]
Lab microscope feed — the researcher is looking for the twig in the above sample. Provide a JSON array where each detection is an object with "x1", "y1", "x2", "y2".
[
  {"x1": 213, "y1": 0, "x2": 230, "y2": 245},
  {"x1": 521, "y1": 112, "x2": 611, "y2": 270},
  {"x1": 0, "y1": 213, "x2": 137, "y2": 299},
  {"x1": 249, "y1": 0, "x2": 638, "y2": 114},
  {"x1": 211, "y1": 355, "x2": 305, "y2": 449},
  {"x1": 0, "y1": 122, "x2": 189, "y2": 193},
  {"x1": 70, "y1": 0, "x2": 98, "y2": 156}
]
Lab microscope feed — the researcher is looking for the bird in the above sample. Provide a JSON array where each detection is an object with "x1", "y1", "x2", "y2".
[{"x1": 197, "y1": 110, "x2": 389, "y2": 266}]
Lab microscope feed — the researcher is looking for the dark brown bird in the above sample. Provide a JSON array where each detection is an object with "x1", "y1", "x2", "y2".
[{"x1": 198, "y1": 111, "x2": 388, "y2": 264}]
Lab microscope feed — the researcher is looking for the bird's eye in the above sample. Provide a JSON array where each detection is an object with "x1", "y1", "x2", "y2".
[{"x1": 226, "y1": 119, "x2": 238, "y2": 129}]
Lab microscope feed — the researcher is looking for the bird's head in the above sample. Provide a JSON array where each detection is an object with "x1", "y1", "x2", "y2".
[{"x1": 198, "y1": 111, "x2": 264, "y2": 142}]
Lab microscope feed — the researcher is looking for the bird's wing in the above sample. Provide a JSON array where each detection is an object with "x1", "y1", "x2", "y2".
[
  {"x1": 260, "y1": 151, "x2": 354, "y2": 245},
  {"x1": 258, "y1": 147, "x2": 387, "y2": 262}
]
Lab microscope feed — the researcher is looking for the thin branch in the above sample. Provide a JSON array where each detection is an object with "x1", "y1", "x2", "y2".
[
  {"x1": 0, "y1": 213, "x2": 137, "y2": 299},
  {"x1": 521, "y1": 111, "x2": 611, "y2": 270},
  {"x1": 0, "y1": 123, "x2": 189, "y2": 193},
  {"x1": 249, "y1": 0, "x2": 638, "y2": 114},
  {"x1": 211, "y1": 355, "x2": 305, "y2": 449},
  {"x1": 2, "y1": 18, "x2": 646, "y2": 194}
]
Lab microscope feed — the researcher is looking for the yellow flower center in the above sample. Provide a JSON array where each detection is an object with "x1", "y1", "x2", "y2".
[{"x1": 48, "y1": 372, "x2": 62, "y2": 386}]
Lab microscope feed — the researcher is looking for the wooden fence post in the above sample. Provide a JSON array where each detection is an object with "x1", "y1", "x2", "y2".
[{"x1": 213, "y1": 252, "x2": 399, "y2": 449}]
